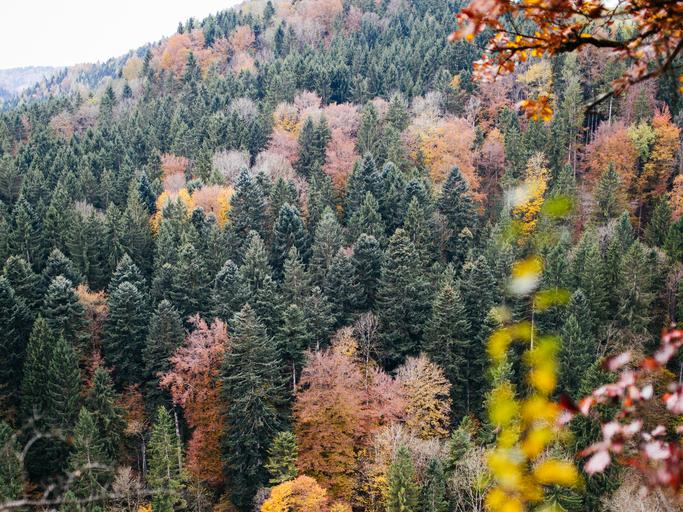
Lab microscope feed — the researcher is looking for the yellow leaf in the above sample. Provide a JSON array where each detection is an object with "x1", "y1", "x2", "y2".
[
  {"x1": 510, "y1": 257, "x2": 543, "y2": 295},
  {"x1": 522, "y1": 426, "x2": 553, "y2": 458},
  {"x1": 533, "y1": 289, "x2": 570, "y2": 311},
  {"x1": 533, "y1": 460, "x2": 579, "y2": 486},
  {"x1": 489, "y1": 384, "x2": 519, "y2": 427}
]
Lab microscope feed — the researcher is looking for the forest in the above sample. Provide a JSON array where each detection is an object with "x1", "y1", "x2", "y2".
[{"x1": 0, "y1": 0, "x2": 682, "y2": 510}]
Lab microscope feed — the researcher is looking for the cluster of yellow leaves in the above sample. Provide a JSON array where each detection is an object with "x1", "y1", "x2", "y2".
[
  {"x1": 511, "y1": 153, "x2": 549, "y2": 236},
  {"x1": 137, "y1": 504, "x2": 152, "y2": 512},
  {"x1": 261, "y1": 476, "x2": 328, "y2": 512},
  {"x1": 396, "y1": 354, "x2": 452, "y2": 439},
  {"x1": 151, "y1": 185, "x2": 233, "y2": 231},
  {"x1": 637, "y1": 108, "x2": 681, "y2": 204},
  {"x1": 486, "y1": 192, "x2": 579, "y2": 512},
  {"x1": 516, "y1": 61, "x2": 553, "y2": 98}
]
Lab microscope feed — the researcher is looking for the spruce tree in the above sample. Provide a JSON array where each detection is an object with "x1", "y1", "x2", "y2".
[
  {"x1": 265, "y1": 431, "x2": 298, "y2": 485},
  {"x1": 437, "y1": 167, "x2": 476, "y2": 264},
  {"x1": 379, "y1": 161, "x2": 407, "y2": 236},
  {"x1": 348, "y1": 192, "x2": 386, "y2": 245},
  {"x1": 47, "y1": 335, "x2": 81, "y2": 430},
  {"x1": 109, "y1": 253, "x2": 146, "y2": 295},
  {"x1": 211, "y1": 260, "x2": 247, "y2": 322},
  {"x1": 170, "y1": 243, "x2": 209, "y2": 320},
  {"x1": 345, "y1": 153, "x2": 380, "y2": 221},
  {"x1": 403, "y1": 196, "x2": 436, "y2": 269},
  {"x1": 559, "y1": 311, "x2": 595, "y2": 398},
  {"x1": 221, "y1": 304, "x2": 287, "y2": 509},
  {"x1": 303, "y1": 286, "x2": 335, "y2": 351},
  {"x1": 10, "y1": 197, "x2": 43, "y2": 268},
  {"x1": 121, "y1": 187, "x2": 154, "y2": 277},
  {"x1": 593, "y1": 164, "x2": 625, "y2": 224},
  {"x1": 386, "y1": 446, "x2": 419, "y2": 512},
  {"x1": 356, "y1": 103, "x2": 384, "y2": 161},
  {"x1": 617, "y1": 241, "x2": 655, "y2": 333},
  {"x1": 68, "y1": 407, "x2": 112, "y2": 499},
  {"x1": 43, "y1": 276, "x2": 86, "y2": 348},
  {"x1": 571, "y1": 234, "x2": 608, "y2": 324},
  {"x1": 147, "y1": 406, "x2": 186, "y2": 512},
  {"x1": 309, "y1": 208, "x2": 344, "y2": 285},
  {"x1": 646, "y1": 197, "x2": 673, "y2": 248},
  {"x1": 276, "y1": 304, "x2": 311, "y2": 389},
  {"x1": 271, "y1": 203, "x2": 309, "y2": 278},
  {"x1": 351, "y1": 234, "x2": 383, "y2": 311},
  {"x1": 306, "y1": 172, "x2": 335, "y2": 236},
  {"x1": 377, "y1": 229, "x2": 432, "y2": 368},
  {"x1": 230, "y1": 169, "x2": 268, "y2": 253},
  {"x1": 3, "y1": 255, "x2": 41, "y2": 315},
  {"x1": 281, "y1": 247, "x2": 312, "y2": 309},
  {"x1": 0, "y1": 277, "x2": 29, "y2": 413},
  {"x1": 665, "y1": 216, "x2": 683, "y2": 263},
  {"x1": 421, "y1": 458, "x2": 448, "y2": 512},
  {"x1": 0, "y1": 421, "x2": 23, "y2": 502},
  {"x1": 41, "y1": 248, "x2": 82, "y2": 291},
  {"x1": 20, "y1": 318, "x2": 53, "y2": 420},
  {"x1": 103, "y1": 281, "x2": 148, "y2": 387},
  {"x1": 459, "y1": 254, "x2": 497, "y2": 339},
  {"x1": 269, "y1": 178, "x2": 298, "y2": 227},
  {"x1": 324, "y1": 249, "x2": 361, "y2": 328},
  {"x1": 86, "y1": 367, "x2": 125, "y2": 460},
  {"x1": 424, "y1": 266, "x2": 475, "y2": 416},
  {"x1": 386, "y1": 93, "x2": 410, "y2": 131},
  {"x1": 294, "y1": 117, "x2": 326, "y2": 178}
]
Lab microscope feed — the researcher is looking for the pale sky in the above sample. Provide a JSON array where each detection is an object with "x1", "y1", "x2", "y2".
[{"x1": 0, "y1": 0, "x2": 241, "y2": 69}]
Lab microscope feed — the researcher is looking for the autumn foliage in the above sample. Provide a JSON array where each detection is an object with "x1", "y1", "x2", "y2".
[
  {"x1": 294, "y1": 333, "x2": 404, "y2": 500},
  {"x1": 161, "y1": 316, "x2": 228, "y2": 486},
  {"x1": 261, "y1": 476, "x2": 329, "y2": 512}
]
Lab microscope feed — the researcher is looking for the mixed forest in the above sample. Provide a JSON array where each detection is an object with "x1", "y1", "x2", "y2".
[{"x1": 0, "y1": 0, "x2": 682, "y2": 510}]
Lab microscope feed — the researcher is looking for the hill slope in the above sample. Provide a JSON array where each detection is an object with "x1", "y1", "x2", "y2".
[{"x1": 0, "y1": 0, "x2": 681, "y2": 511}]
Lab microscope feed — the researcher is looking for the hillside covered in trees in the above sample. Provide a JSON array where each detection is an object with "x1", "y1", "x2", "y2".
[{"x1": 0, "y1": 0, "x2": 682, "y2": 510}]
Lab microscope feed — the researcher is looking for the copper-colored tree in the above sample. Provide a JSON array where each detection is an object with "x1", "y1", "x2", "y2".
[{"x1": 160, "y1": 316, "x2": 229, "y2": 487}]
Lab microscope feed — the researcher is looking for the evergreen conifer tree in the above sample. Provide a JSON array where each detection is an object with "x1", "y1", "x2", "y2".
[
  {"x1": 351, "y1": 234, "x2": 383, "y2": 311},
  {"x1": 324, "y1": 249, "x2": 361, "y2": 328},
  {"x1": 104, "y1": 281, "x2": 148, "y2": 387},
  {"x1": 271, "y1": 203, "x2": 309, "y2": 278},
  {"x1": 86, "y1": 367, "x2": 125, "y2": 460},
  {"x1": 424, "y1": 266, "x2": 475, "y2": 416},
  {"x1": 0, "y1": 421, "x2": 23, "y2": 502},
  {"x1": 593, "y1": 164, "x2": 625, "y2": 224},
  {"x1": 437, "y1": 167, "x2": 476, "y2": 264},
  {"x1": 43, "y1": 276, "x2": 86, "y2": 347},
  {"x1": 221, "y1": 305, "x2": 287, "y2": 509},
  {"x1": 147, "y1": 406, "x2": 186, "y2": 512},
  {"x1": 211, "y1": 260, "x2": 246, "y2": 322},
  {"x1": 68, "y1": 407, "x2": 112, "y2": 499},
  {"x1": 265, "y1": 431, "x2": 298, "y2": 485},
  {"x1": 377, "y1": 229, "x2": 432, "y2": 368},
  {"x1": 0, "y1": 277, "x2": 29, "y2": 412},
  {"x1": 348, "y1": 192, "x2": 386, "y2": 245},
  {"x1": 281, "y1": 247, "x2": 312, "y2": 309},
  {"x1": 386, "y1": 446, "x2": 419, "y2": 512},
  {"x1": 421, "y1": 458, "x2": 448, "y2": 512},
  {"x1": 309, "y1": 208, "x2": 344, "y2": 285}
]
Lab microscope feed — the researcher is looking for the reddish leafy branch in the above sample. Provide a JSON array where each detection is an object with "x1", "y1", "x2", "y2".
[{"x1": 563, "y1": 328, "x2": 683, "y2": 492}]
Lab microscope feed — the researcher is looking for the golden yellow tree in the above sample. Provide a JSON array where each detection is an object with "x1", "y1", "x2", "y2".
[
  {"x1": 395, "y1": 354, "x2": 451, "y2": 439},
  {"x1": 511, "y1": 153, "x2": 549, "y2": 236},
  {"x1": 261, "y1": 476, "x2": 328, "y2": 512}
]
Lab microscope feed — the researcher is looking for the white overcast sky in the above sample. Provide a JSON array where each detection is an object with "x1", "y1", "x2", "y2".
[{"x1": 0, "y1": 0, "x2": 241, "y2": 69}]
